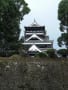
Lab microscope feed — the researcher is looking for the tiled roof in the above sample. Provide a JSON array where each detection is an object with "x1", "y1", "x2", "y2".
[{"x1": 28, "y1": 45, "x2": 41, "y2": 52}]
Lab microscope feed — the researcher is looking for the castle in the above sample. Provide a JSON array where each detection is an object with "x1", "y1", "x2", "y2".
[{"x1": 23, "y1": 20, "x2": 53, "y2": 55}]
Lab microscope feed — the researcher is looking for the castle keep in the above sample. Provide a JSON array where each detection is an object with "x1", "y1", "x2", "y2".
[{"x1": 23, "y1": 20, "x2": 53, "y2": 54}]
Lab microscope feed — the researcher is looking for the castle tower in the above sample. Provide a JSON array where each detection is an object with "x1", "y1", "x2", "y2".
[{"x1": 23, "y1": 20, "x2": 53, "y2": 55}]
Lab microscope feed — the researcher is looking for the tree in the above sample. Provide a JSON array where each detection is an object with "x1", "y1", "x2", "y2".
[
  {"x1": 57, "y1": 49, "x2": 68, "y2": 58},
  {"x1": 0, "y1": 0, "x2": 30, "y2": 56},
  {"x1": 36, "y1": 52, "x2": 48, "y2": 58},
  {"x1": 46, "y1": 49, "x2": 57, "y2": 58},
  {"x1": 57, "y1": 0, "x2": 68, "y2": 49}
]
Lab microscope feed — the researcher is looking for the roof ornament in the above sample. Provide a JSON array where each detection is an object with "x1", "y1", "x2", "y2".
[
  {"x1": 30, "y1": 19, "x2": 40, "y2": 27},
  {"x1": 34, "y1": 18, "x2": 37, "y2": 24}
]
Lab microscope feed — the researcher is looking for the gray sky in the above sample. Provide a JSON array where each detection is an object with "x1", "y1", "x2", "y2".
[{"x1": 20, "y1": 0, "x2": 61, "y2": 49}]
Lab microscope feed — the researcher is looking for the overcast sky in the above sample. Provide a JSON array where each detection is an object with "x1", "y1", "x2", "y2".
[{"x1": 20, "y1": 0, "x2": 61, "y2": 49}]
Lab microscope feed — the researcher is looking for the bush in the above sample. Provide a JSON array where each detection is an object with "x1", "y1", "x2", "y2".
[
  {"x1": 0, "y1": 49, "x2": 19, "y2": 57},
  {"x1": 36, "y1": 52, "x2": 48, "y2": 58},
  {"x1": 57, "y1": 49, "x2": 68, "y2": 58},
  {"x1": 46, "y1": 49, "x2": 57, "y2": 58}
]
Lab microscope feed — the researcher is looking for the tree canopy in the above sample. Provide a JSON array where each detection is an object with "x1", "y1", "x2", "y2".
[
  {"x1": 0, "y1": 0, "x2": 30, "y2": 56},
  {"x1": 58, "y1": 0, "x2": 68, "y2": 49}
]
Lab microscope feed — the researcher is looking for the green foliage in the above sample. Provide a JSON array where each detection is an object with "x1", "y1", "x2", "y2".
[
  {"x1": 36, "y1": 52, "x2": 48, "y2": 58},
  {"x1": 46, "y1": 49, "x2": 57, "y2": 58},
  {"x1": 0, "y1": 50, "x2": 19, "y2": 57},
  {"x1": 0, "y1": 0, "x2": 30, "y2": 56},
  {"x1": 59, "y1": 23, "x2": 64, "y2": 32},
  {"x1": 58, "y1": 33, "x2": 68, "y2": 48},
  {"x1": 58, "y1": 0, "x2": 68, "y2": 49},
  {"x1": 58, "y1": 0, "x2": 68, "y2": 26},
  {"x1": 57, "y1": 49, "x2": 68, "y2": 58}
]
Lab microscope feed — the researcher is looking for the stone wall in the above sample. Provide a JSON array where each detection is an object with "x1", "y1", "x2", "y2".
[{"x1": 0, "y1": 58, "x2": 68, "y2": 90}]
